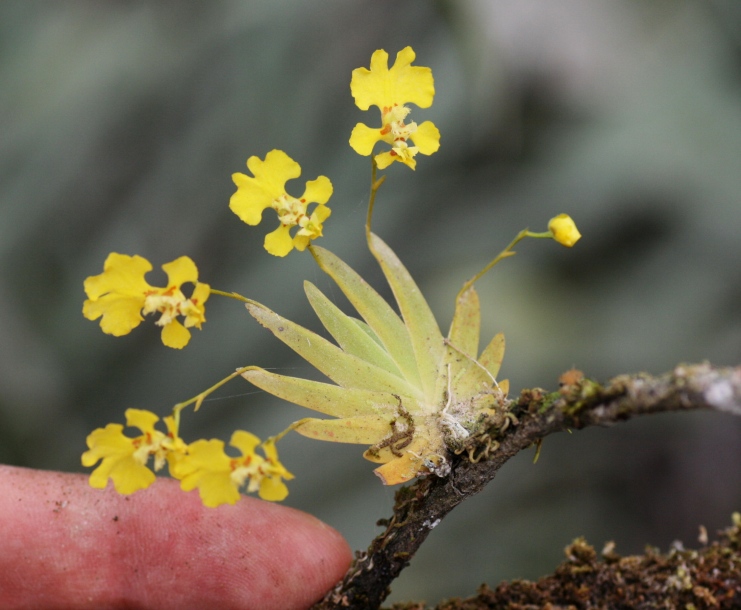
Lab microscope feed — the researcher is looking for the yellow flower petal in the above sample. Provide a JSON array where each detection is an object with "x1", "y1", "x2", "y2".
[
  {"x1": 82, "y1": 424, "x2": 128, "y2": 468},
  {"x1": 125, "y1": 408, "x2": 160, "y2": 432},
  {"x1": 257, "y1": 438, "x2": 293, "y2": 501},
  {"x1": 229, "y1": 179, "x2": 273, "y2": 225},
  {"x1": 293, "y1": 204, "x2": 331, "y2": 251},
  {"x1": 349, "y1": 123, "x2": 383, "y2": 156},
  {"x1": 182, "y1": 282, "x2": 210, "y2": 329},
  {"x1": 83, "y1": 253, "x2": 152, "y2": 300},
  {"x1": 175, "y1": 439, "x2": 241, "y2": 508},
  {"x1": 82, "y1": 294, "x2": 146, "y2": 336},
  {"x1": 300, "y1": 176, "x2": 333, "y2": 205},
  {"x1": 161, "y1": 416, "x2": 188, "y2": 470},
  {"x1": 161, "y1": 319, "x2": 191, "y2": 349},
  {"x1": 548, "y1": 214, "x2": 582, "y2": 247},
  {"x1": 351, "y1": 47, "x2": 435, "y2": 111},
  {"x1": 258, "y1": 477, "x2": 289, "y2": 502},
  {"x1": 83, "y1": 254, "x2": 154, "y2": 336},
  {"x1": 410, "y1": 121, "x2": 440, "y2": 155},
  {"x1": 375, "y1": 147, "x2": 420, "y2": 170},
  {"x1": 162, "y1": 255, "x2": 199, "y2": 288},
  {"x1": 374, "y1": 151, "x2": 402, "y2": 170},
  {"x1": 313, "y1": 203, "x2": 332, "y2": 223},
  {"x1": 230, "y1": 430, "x2": 261, "y2": 456},
  {"x1": 81, "y1": 409, "x2": 164, "y2": 494},
  {"x1": 294, "y1": 204, "x2": 331, "y2": 251},
  {"x1": 262, "y1": 438, "x2": 289, "y2": 470},
  {"x1": 293, "y1": 236, "x2": 310, "y2": 252},
  {"x1": 264, "y1": 224, "x2": 295, "y2": 257},
  {"x1": 106, "y1": 459, "x2": 156, "y2": 494},
  {"x1": 230, "y1": 150, "x2": 302, "y2": 226},
  {"x1": 247, "y1": 150, "x2": 301, "y2": 198}
]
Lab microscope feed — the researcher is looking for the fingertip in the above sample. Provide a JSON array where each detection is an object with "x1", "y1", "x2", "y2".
[
  {"x1": 158, "y1": 485, "x2": 353, "y2": 609},
  {"x1": 0, "y1": 466, "x2": 351, "y2": 610}
]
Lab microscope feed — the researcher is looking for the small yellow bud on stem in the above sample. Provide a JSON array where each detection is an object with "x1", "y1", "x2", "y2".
[{"x1": 548, "y1": 214, "x2": 582, "y2": 247}]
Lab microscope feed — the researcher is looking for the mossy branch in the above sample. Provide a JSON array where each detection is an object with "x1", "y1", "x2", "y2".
[
  {"x1": 389, "y1": 520, "x2": 741, "y2": 609},
  {"x1": 311, "y1": 362, "x2": 741, "y2": 610}
]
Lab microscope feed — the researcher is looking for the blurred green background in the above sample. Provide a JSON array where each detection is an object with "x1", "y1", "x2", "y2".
[{"x1": 1, "y1": 0, "x2": 740, "y2": 604}]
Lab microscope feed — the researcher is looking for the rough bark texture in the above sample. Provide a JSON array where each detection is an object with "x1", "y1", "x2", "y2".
[
  {"x1": 387, "y1": 517, "x2": 741, "y2": 609},
  {"x1": 311, "y1": 363, "x2": 741, "y2": 610}
]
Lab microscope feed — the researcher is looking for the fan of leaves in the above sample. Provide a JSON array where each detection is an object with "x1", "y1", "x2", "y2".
[{"x1": 242, "y1": 233, "x2": 509, "y2": 484}]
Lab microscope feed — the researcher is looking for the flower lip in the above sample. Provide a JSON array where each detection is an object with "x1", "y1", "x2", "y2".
[{"x1": 351, "y1": 47, "x2": 435, "y2": 112}]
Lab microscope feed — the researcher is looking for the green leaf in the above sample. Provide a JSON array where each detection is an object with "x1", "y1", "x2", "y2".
[
  {"x1": 239, "y1": 243, "x2": 508, "y2": 488},
  {"x1": 368, "y1": 233, "x2": 444, "y2": 402},
  {"x1": 448, "y1": 286, "x2": 480, "y2": 357},
  {"x1": 304, "y1": 281, "x2": 404, "y2": 378},
  {"x1": 350, "y1": 317, "x2": 384, "y2": 349},
  {"x1": 246, "y1": 302, "x2": 421, "y2": 398},
  {"x1": 479, "y1": 333, "x2": 505, "y2": 379},
  {"x1": 241, "y1": 367, "x2": 423, "y2": 418},
  {"x1": 293, "y1": 415, "x2": 392, "y2": 444},
  {"x1": 441, "y1": 286, "x2": 503, "y2": 402},
  {"x1": 310, "y1": 245, "x2": 422, "y2": 390}
]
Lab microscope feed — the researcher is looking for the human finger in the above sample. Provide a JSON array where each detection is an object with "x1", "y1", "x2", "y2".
[{"x1": 0, "y1": 465, "x2": 351, "y2": 609}]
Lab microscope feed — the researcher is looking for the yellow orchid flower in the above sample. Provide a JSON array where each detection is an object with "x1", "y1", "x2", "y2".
[
  {"x1": 83, "y1": 253, "x2": 210, "y2": 349},
  {"x1": 82, "y1": 409, "x2": 186, "y2": 495},
  {"x1": 349, "y1": 47, "x2": 441, "y2": 170},
  {"x1": 170, "y1": 431, "x2": 293, "y2": 507},
  {"x1": 230, "y1": 150, "x2": 333, "y2": 256},
  {"x1": 548, "y1": 214, "x2": 582, "y2": 247},
  {"x1": 258, "y1": 438, "x2": 294, "y2": 501}
]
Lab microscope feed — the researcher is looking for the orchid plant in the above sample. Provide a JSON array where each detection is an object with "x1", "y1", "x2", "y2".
[{"x1": 81, "y1": 47, "x2": 581, "y2": 508}]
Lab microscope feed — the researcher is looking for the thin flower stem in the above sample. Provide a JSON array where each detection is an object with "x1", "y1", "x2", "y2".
[
  {"x1": 456, "y1": 229, "x2": 553, "y2": 301},
  {"x1": 365, "y1": 158, "x2": 386, "y2": 245},
  {"x1": 267, "y1": 417, "x2": 314, "y2": 444},
  {"x1": 308, "y1": 158, "x2": 386, "y2": 270},
  {"x1": 172, "y1": 366, "x2": 260, "y2": 422},
  {"x1": 209, "y1": 288, "x2": 251, "y2": 303}
]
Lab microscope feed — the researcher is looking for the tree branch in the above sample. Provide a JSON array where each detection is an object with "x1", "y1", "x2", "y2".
[
  {"x1": 311, "y1": 363, "x2": 741, "y2": 610},
  {"x1": 388, "y1": 517, "x2": 741, "y2": 609}
]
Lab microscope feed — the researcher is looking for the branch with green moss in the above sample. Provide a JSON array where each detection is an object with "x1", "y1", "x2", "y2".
[{"x1": 312, "y1": 362, "x2": 741, "y2": 610}]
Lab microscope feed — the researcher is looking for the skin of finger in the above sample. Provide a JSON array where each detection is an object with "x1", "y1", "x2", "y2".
[{"x1": 0, "y1": 465, "x2": 351, "y2": 610}]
